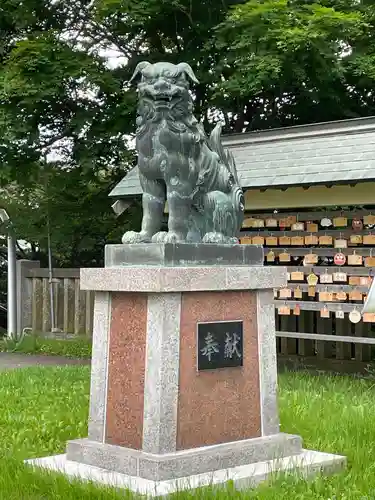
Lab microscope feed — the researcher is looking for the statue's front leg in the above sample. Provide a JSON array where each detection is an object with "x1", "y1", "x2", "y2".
[
  {"x1": 122, "y1": 177, "x2": 165, "y2": 244},
  {"x1": 154, "y1": 183, "x2": 191, "y2": 243}
]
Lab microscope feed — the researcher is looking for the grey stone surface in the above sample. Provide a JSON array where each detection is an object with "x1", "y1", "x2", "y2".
[
  {"x1": 0, "y1": 352, "x2": 90, "y2": 370},
  {"x1": 105, "y1": 243, "x2": 263, "y2": 268},
  {"x1": 87, "y1": 292, "x2": 111, "y2": 443},
  {"x1": 27, "y1": 449, "x2": 347, "y2": 497},
  {"x1": 257, "y1": 290, "x2": 280, "y2": 436},
  {"x1": 66, "y1": 433, "x2": 302, "y2": 481},
  {"x1": 67, "y1": 439, "x2": 138, "y2": 477},
  {"x1": 80, "y1": 266, "x2": 286, "y2": 292},
  {"x1": 142, "y1": 293, "x2": 181, "y2": 454},
  {"x1": 119, "y1": 61, "x2": 244, "y2": 245}
]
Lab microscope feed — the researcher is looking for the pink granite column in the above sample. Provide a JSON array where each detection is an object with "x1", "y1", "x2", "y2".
[
  {"x1": 105, "y1": 292, "x2": 147, "y2": 449},
  {"x1": 177, "y1": 290, "x2": 262, "y2": 450}
]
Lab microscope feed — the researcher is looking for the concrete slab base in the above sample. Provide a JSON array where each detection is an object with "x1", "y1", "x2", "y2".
[{"x1": 26, "y1": 449, "x2": 346, "y2": 497}]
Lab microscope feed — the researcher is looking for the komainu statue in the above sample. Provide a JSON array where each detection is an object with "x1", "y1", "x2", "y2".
[{"x1": 122, "y1": 61, "x2": 244, "y2": 244}]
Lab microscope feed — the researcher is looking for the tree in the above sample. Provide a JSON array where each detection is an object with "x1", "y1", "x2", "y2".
[
  {"x1": 2, "y1": 0, "x2": 375, "y2": 179},
  {"x1": 0, "y1": 0, "x2": 245, "y2": 186},
  {"x1": 2, "y1": 0, "x2": 375, "y2": 271},
  {"x1": 213, "y1": 0, "x2": 371, "y2": 131},
  {"x1": 0, "y1": 0, "x2": 139, "y2": 185},
  {"x1": 0, "y1": 0, "x2": 141, "y2": 266},
  {"x1": 0, "y1": 0, "x2": 245, "y2": 268},
  {"x1": 1, "y1": 168, "x2": 141, "y2": 268}
]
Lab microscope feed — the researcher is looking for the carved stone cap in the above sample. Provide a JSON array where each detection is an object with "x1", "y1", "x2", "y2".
[{"x1": 80, "y1": 265, "x2": 286, "y2": 292}]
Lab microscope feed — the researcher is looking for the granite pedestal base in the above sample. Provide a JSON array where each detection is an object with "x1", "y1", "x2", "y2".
[
  {"x1": 27, "y1": 449, "x2": 346, "y2": 497},
  {"x1": 28, "y1": 244, "x2": 346, "y2": 493},
  {"x1": 66, "y1": 433, "x2": 302, "y2": 481}
]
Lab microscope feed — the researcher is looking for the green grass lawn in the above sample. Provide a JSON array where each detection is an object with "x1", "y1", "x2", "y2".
[{"x1": 1, "y1": 367, "x2": 375, "y2": 499}]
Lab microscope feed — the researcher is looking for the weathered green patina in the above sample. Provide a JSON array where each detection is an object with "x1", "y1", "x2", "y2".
[{"x1": 121, "y1": 61, "x2": 244, "y2": 244}]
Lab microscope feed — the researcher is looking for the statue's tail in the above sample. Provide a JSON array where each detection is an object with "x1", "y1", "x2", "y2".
[
  {"x1": 209, "y1": 123, "x2": 244, "y2": 234},
  {"x1": 209, "y1": 123, "x2": 240, "y2": 186}
]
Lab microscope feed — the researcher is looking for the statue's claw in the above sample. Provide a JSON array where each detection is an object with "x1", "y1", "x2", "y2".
[
  {"x1": 152, "y1": 231, "x2": 185, "y2": 243},
  {"x1": 203, "y1": 232, "x2": 230, "y2": 244},
  {"x1": 151, "y1": 231, "x2": 169, "y2": 243},
  {"x1": 122, "y1": 231, "x2": 152, "y2": 244},
  {"x1": 164, "y1": 232, "x2": 185, "y2": 243}
]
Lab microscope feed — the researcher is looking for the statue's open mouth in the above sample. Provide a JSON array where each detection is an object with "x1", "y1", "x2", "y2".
[{"x1": 154, "y1": 94, "x2": 173, "y2": 102}]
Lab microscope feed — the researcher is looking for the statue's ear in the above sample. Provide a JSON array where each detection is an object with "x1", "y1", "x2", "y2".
[
  {"x1": 177, "y1": 63, "x2": 199, "y2": 84},
  {"x1": 129, "y1": 61, "x2": 151, "y2": 84}
]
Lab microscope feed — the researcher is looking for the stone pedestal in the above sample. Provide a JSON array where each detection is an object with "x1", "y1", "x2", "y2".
[{"x1": 28, "y1": 244, "x2": 345, "y2": 495}]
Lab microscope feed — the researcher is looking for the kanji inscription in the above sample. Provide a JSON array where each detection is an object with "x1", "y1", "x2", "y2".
[{"x1": 197, "y1": 321, "x2": 243, "y2": 370}]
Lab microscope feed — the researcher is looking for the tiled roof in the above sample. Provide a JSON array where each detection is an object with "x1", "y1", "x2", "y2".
[{"x1": 109, "y1": 116, "x2": 375, "y2": 198}]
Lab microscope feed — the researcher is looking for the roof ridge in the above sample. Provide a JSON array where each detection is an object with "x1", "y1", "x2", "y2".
[{"x1": 222, "y1": 116, "x2": 375, "y2": 147}]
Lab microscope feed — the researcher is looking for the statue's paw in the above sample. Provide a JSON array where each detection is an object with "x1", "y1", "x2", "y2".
[
  {"x1": 122, "y1": 231, "x2": 151, "y2": 244},
  {"x1": 151, "y1": 231, "x2": 169, "y2": 243},
  {"x1": 202, "y1": 232, "x2": 228, "y2": 244},
  {"x1": 164, "y1": 232, "x2": 185, "y2": 244},
  {"x1": 152, "y1": 231, "x2": 186, "y2": 243}
]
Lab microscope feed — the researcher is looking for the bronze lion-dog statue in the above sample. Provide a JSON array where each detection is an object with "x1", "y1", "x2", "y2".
[{"x1": 122, "y1": 61, "x2": 244, "y2": 244}]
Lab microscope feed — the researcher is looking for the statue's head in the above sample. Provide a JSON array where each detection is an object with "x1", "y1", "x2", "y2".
[{"x1": 130, "y1": 61, "x2": 198, "y2": 112}]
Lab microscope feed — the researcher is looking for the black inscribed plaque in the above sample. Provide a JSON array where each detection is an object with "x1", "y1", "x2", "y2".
[{"x1": 197, "y1": 321, "x2": 243, "y2": 371}]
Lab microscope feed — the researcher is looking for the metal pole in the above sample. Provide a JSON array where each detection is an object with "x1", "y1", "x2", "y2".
[
  {"x1": 0, "y1": 209, "x2": 17, "y2": 338},
  {"x1": 7, "y1": 233, "x2": 17, "y2": 338},
  {"x1": 47, "y1": 224, "x2": 56, "y2": 332},
  {"x1": 44, "y1": 162, "x2": 59, "y2": 334}
]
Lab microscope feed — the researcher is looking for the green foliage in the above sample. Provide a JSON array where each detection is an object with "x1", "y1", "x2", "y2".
[
  {"x1": 0, "y1": 336, "x2": 92, "y2": 359},
  {"x1": 0, "y1": 0, "x2": 242, "y2": 186},
  {"x1": 214, "y1": 0, "x2": 370, "y2": 130},
  {"x1": 2, "y1": 168, "x2": 141, "y2": 267},
  {"x1": 2, "y1": 0, "x2": 375, "y2": 157},
  {"x1": 1, "y1": 0, "x2": 375, "y2": 271},
  {"x1": 2, "y1": 0, "x2": 375, "y2": 155},
  {"x1": 0, "y1": 0, "x2": 136, "y2": 183}
]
